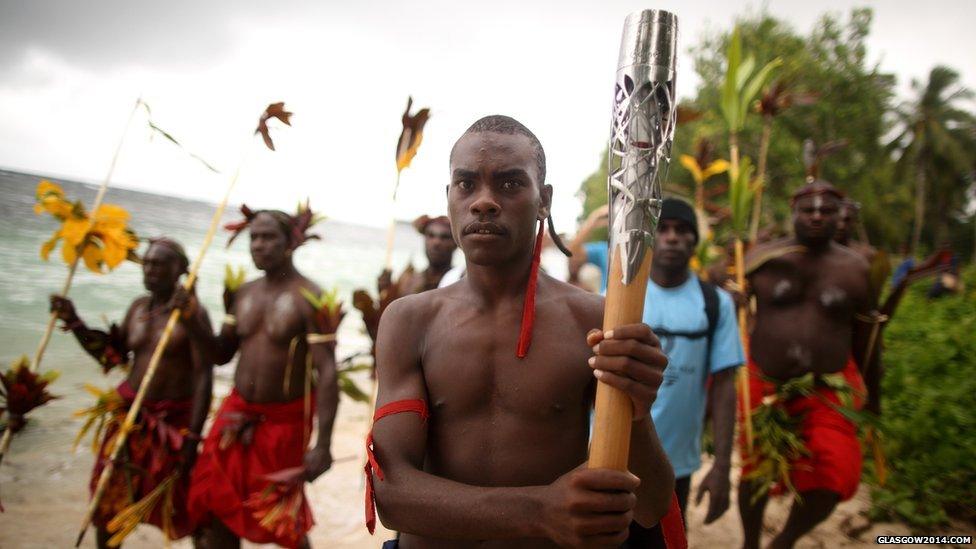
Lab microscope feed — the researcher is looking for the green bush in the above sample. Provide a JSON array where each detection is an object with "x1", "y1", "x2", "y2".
[{"x1": 867, "y1": 266, "x2": 976, "y2": 528}]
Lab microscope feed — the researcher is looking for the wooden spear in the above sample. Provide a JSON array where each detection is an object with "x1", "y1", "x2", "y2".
[
  {"x1": 31, "y1": 98, "x2": 142, "y2": 373},
  {"x1": 0, "y1": 98, "x2": 142, "y2": 468},
  {"x1": 383, "y1": 172, "x2": 403, "y2": 269},
  {"x1": 733, "y1": 239, "x2": 754, "y2": 455},
  {"x1": 589, "y1": 10, "x2": 677, "y2": 470},
  {"x1": 68, "y1": 94, "x2": 281, "y2": 538},
  {"x1": 74, "y1": 157, "x2": 239, "y2": 545},
  {"x1": 74, "y1": 158, "x2": 238, "y2": 544},
  {"x1": 75, "y1": 101, "x2": 290, "y2": 544}
]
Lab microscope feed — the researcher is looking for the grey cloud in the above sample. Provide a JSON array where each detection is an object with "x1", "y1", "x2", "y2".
[{"x1": 0, "y1": 0, "x2": 265, "y2": 73}]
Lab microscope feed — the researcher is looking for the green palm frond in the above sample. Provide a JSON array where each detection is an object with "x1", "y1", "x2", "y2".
[
  {"x1": 729, "y1": 156, "x2": 757, "y2": 236},
  {"x1": 720, "y1": 27, "x2": 782, "y2": 134}
]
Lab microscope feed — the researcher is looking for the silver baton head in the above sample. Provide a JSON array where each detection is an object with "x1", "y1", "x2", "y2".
[{"x1": 607, "y1": 10, "x2": 678, "y2": 285}]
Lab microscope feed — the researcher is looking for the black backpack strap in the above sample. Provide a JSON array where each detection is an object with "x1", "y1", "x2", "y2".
[{"x1": 698, "y1": 277, "x2": 720, "y2": 363}]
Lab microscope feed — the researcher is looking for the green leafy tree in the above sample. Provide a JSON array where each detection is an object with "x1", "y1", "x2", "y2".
[
  {"x1": 888, "y1": 66, "x2": 976, "y2": 254},
  {"x1": 685, "y1": 9, "x2": 900, "y2": 247}
]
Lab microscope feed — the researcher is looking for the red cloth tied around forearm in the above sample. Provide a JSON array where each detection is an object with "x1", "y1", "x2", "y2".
[
  {"x1": 364, "y1": 399, "x2": 429, "y2": 534},
  {"x1": 739, "y1": 355, "x2": 866, "y2": 501},
  {"x1": 90, "y1": 380, "x2": 194, "y2": 537},
  {"x1": 188, "y1": 389, "x2": 314, "y2": 548}
]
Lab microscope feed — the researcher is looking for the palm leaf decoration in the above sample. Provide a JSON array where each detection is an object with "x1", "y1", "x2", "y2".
[
  {"x1": 299, "y1": 287, "x2": 370, "y2": 403},
  {"x1": 728, "y1": 156, "x2": 757, "y2": 238},
  {"x1": 105, "y1": 472, "x2": 179, "y2": 546},
  {"x1": 223, "y1": 264, "x2": 246, "y2": 293},
  {"x1": 353, "y1": 265, "x2": 417, "y2": 362},
  {"x1": 720, "y1": 27, "x2": 782, "y2": 135},
  {"x1": 73, "y1": 384, "x2": 126, "y2": 454},
  {"x1": 0, "y1": 356, "x2": 60, "y2": 433},
  {"x1": 745, "y1": 372, "x2": 865, "y2": 502}
]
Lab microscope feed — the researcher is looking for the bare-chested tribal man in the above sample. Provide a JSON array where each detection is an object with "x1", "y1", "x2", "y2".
[
  {"x1": 365, "y1": 115, "x2": 675, "y2": 548},
  {"x1": 379, "y1": 215, "x2": 458, "y2": 296},
  {"x1": 739, "y1": 180, "x2": 872, "y2": 549},
  {"x1": 51, "y1": 238, "x2": 213, "y2": 548},
  {"x1": 185, "y1": 207, "x2": 338, "y2": 549},
  {"x1": 834, "y1": 198, "x2": 887, "y2": 415}
]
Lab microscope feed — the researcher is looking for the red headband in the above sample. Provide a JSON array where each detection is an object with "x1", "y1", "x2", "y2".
[
  {"x1": 413, "y1": 215, "x2": 450, "y2": 234},
  {"x1": 224, "y1": 201, "x2": 321, "y2": 249}
]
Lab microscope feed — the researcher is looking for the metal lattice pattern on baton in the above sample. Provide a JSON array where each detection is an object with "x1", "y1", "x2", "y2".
[
  {"x1": 608, "y1": 72, "x2": 675, "y2": 284},
  {"x1": 590, "y1": 9, "x2": 677, "y2": 471}
]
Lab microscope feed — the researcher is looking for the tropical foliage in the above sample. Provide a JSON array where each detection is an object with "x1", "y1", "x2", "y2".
[
  {"x1": 579, "y1": 9, "x2": 975, "y2": 258},
  {"x1": 888, "y1": 66, "x2": 976, "y2": 254},
  {"x1": 867, "y1": 267, "x2": 976, "y2": 527}
]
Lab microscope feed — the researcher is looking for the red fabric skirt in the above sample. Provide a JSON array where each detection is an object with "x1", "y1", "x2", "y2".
[
  {"x1": 90, "y1": 380, "x2": 194, "y2": 538},
  {"x1": 188, "y1": 389, "x2": 314, "y2": 547},
  {"x1": 739, "y1": 356, "x2": 865, "y2": 501}
]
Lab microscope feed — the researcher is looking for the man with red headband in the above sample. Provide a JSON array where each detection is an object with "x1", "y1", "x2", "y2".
[
  {"x1": 50, "y1": 238, "x2": 213, "y2": 547},
  {"x1": 185, "y1": 205, "x2": 339, "y2": 548},
  {"x1": 365, "y1": 115, "x2": 676, "y2": 548},
  {"x1": 379, "y1": 215, "x2": 457, "y2": 295},
  {"x1": 739, "y1": 180, "x2": 873, "y2": 549}
]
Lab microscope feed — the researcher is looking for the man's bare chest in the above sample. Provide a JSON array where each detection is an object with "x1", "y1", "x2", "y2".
[
  {"x1": 421, "y1": 311, "x2": 595, "y2": 420},
  {"x1": 235, "y1": 288, "x2": 305, "y2": 343},
  {"x1": 127, "y1": 302, "x2": 189, "y2": 356},
  {"x1": 754, "y1": 258, "x2": 860, "y2": 314}
]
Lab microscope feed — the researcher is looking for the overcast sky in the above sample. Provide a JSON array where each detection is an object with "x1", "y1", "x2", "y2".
[{"x1": 1, "y1": 0, "x2": 973, "y2": 228}]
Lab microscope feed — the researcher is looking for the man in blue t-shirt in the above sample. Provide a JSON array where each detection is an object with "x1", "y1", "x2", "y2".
[{"x1": 569, "y1": 198, "x2": 744, "y2": 529}]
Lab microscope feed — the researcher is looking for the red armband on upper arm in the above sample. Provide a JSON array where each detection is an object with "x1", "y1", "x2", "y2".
[{"x1": 364, "y1": 399, "x2": 429, "y2": 534}]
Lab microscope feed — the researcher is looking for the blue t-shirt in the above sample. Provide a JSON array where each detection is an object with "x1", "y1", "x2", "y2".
[{"x1": 585, "y1": 241, "x2": 743, "y2": 477}]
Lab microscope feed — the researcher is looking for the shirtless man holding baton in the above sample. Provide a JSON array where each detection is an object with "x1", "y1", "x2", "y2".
[{"x1": 366, "y1": 115, "x2": 674, "y2": 548}]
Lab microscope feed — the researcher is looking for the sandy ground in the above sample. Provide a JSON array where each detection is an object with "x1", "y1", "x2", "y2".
[{"x1": 0, "y1": 370, "x2": 964, "y2": 548}]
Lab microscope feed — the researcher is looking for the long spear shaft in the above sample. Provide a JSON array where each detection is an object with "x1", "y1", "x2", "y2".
[
  {"x1": 32, "y1": 98, "x2": 142, "y2": 374},
  {"x1": 589, "y1": 10, "x2": 677, "y2": 470},
  {"x1": 734, "y1": 238, "x2": 754, "y2": 455},
  {"x1": 0, "y1": 99, "x2": 142, "y2": 468},
  {"x1": 75, "y1": 163, "x2": 241, "y2": 547},
  {"x1": 383, "y1": 171, "x2": 403, "y2": 269}
]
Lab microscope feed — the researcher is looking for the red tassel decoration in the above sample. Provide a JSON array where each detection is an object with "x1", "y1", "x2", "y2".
[{"x1": 516, "y1": 220, "x2": 545, "y2": 358}]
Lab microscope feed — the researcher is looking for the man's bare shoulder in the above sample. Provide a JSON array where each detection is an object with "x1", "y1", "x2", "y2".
[
  {"x1": 379, "y1": 287, "x2": 448, "y2": 334},
  {"x1": 293, "y1": 274, "x2": 323, "y2": 296},
  {"x1": 125, "y1": 295, "x2": 151, "y2": 319},
  {"x1": 745, "y1": 237, "x2": 802, "y2": 275},
  {"x1": 236, "y1": 278, "x2": 262, "y2": 296},
  {"x1": 540, "y1": 275, "x2": 604, "y2": 327},
  {"x1": 830, "y1": 242, "x2": 870, "y2": 272}
]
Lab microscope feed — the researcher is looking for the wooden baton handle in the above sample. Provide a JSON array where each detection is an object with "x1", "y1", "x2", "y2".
[{"x1": 589, "y1": 247, "x2": 653, "y2": 470}]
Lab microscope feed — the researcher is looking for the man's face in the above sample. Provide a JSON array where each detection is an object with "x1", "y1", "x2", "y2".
[
  {"x1": 652, "y1": 218, "x2": 696, "y2": 272},
  {"x1": 793, "y1": 193, "x2": 840, "y2": 245},
  {"x1": 424, "y1": 222, "x2": 457, "y2": 268},
  {"x1": 834, "y1": 204, "x2": 855, "y2": 244},
  {"x1": 447, "y1": 132, "x2": 551, "y2": 266},
  {"x1": 249, "y1": 212, "x2": 291, "y2": 271},
  {"x1": 142, "y1": 244, "x2": 183, "y2": 293}
]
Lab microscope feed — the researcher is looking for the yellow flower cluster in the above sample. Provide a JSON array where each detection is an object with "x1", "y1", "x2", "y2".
[{"x1": 34, "y1": 181, "x2": 139, "y2": 273}]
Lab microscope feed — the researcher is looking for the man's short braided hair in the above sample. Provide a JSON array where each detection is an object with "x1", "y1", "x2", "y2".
[{"x1": 453, "y1": 115, "x2": 546, "y2": 185}]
